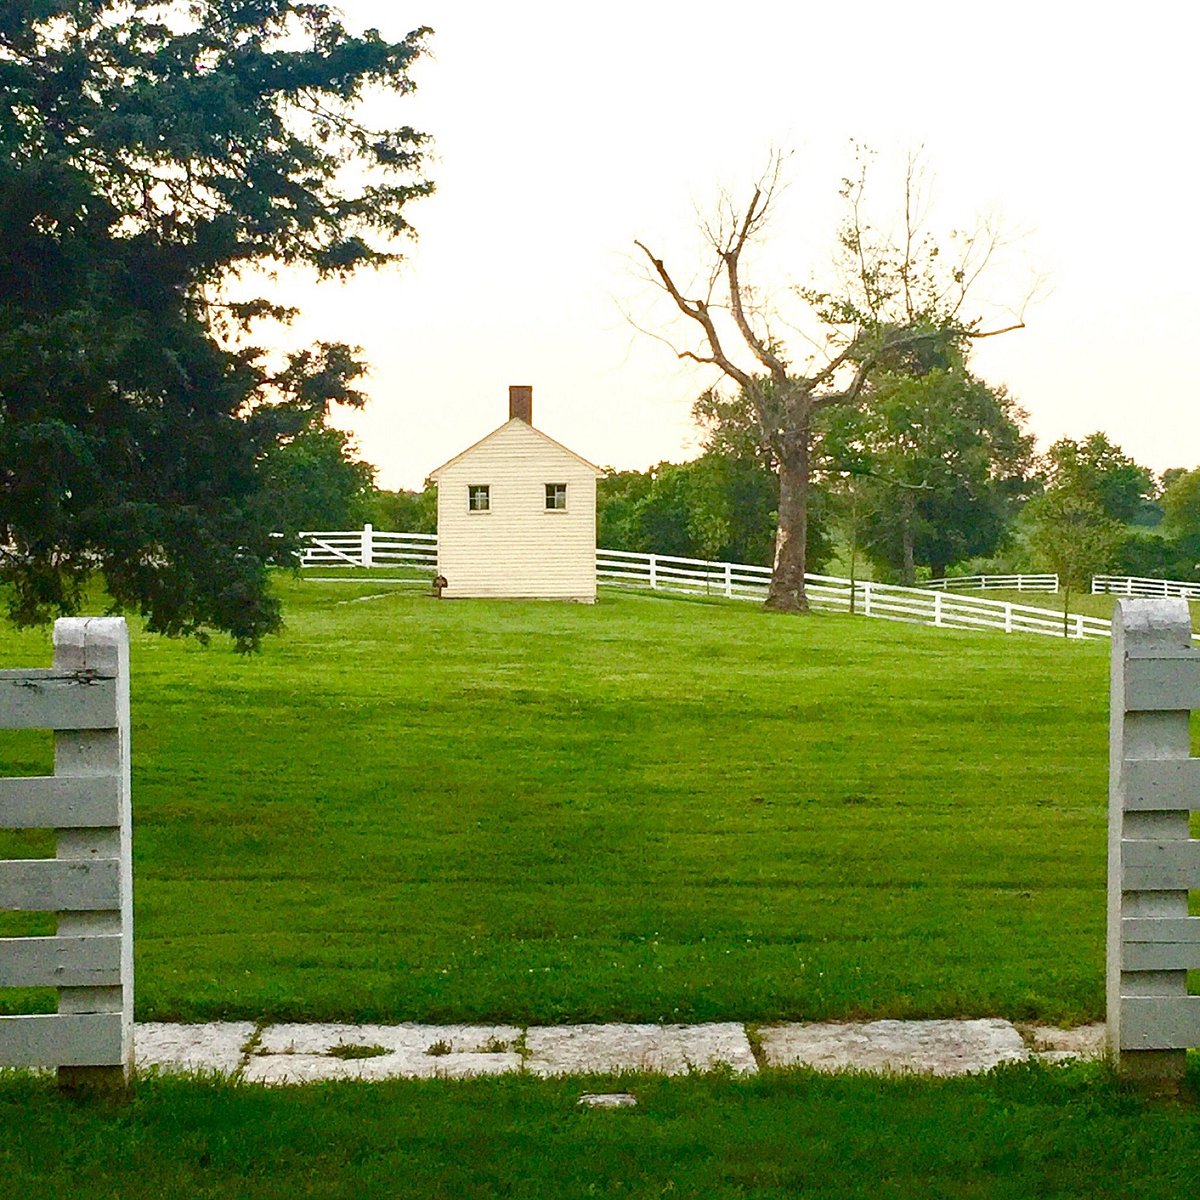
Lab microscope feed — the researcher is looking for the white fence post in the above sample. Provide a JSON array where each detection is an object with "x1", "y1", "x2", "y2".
[
  {"x1": 1107, "y1": 599, "x2": 1200, "y2": 1085},
  {"x1": 361, "y1": 523, "x2": 374, "y2": 569},
  {"x1": 0, "y1": 617, "x2": 133, "y2": 1091},
  {"x1": 725, "y1": 562, "x2": 733, "y2": 599},
  {"x1": 933, "y1": 591, "x2": 944, "y2": 627},
  {"x1": 648, "y1": 554, "x2": 658, "y2": 591},
  {"x1": 862, "y1": 581, "x2": 872, "y2": 617}
]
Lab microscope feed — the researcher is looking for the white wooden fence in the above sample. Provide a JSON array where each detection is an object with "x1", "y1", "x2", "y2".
[
  {"x1": 1107, "y1": 599, "x2": 1200, "y2": 1083},
  {"x1": 0, "y1": 618, "x2": 133, "y2": 1089},
  {"x1": 1093, "y1": 575, "x2": 1200, "y2": 599},
  {"x1": 296, "y1": 530, "x2": 1118, "y2": 640},
  {"x1": 597, "y1": 549, "x2": 1113, "y2": 640},
  {"x1": 924, "y1": 573, "x2": 1058, "y2": 593},
  {"x1": 299, "y1": 525, "x2": 437, "y2": 572}
]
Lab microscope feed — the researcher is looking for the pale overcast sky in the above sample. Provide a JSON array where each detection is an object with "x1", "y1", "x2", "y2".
[{"x1": 278, "y1": 1, "x2": 1199, "y2": 490}]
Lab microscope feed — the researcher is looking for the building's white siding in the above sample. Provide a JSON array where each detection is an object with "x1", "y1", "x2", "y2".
[{"x1": 432, "y1": 420, "x2": 600, "y2": 601}]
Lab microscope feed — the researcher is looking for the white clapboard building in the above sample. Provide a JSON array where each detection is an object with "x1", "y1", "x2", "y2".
[{"x1": 427, "y1": 386, "x2": 603, "y2": 601}]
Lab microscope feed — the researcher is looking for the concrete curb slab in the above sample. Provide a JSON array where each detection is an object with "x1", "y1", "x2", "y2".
[
  {"x1": 759, "y1": 1018, "x2": 1029, "y2": 1077},
  {"x1": 125, "y1": 1019, "x2": 1105, "y2": 1082},
  {"x1": 1022, "y1": 1022, "x2": 1107, "y2": 1064},
  {"x1": 524, "y1": 1022, "x2": 757, "y2": 1077},
  {"x1": 135, "y1": 1022, "x2": 256, "y2": 1076},
  {"x1": 245, "y1": 1022, "x2": 522, "y2": 1085}
]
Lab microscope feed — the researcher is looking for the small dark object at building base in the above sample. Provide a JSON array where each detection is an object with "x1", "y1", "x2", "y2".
[{"x1": 433, "y1": 575, "x2": 447, "y2": 598}]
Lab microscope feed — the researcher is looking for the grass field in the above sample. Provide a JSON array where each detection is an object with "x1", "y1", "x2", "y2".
[
  {"x1": 3, "y1": 1060, "x2": 1200, "y2": 1198},
  {"x1": 1, "y1": 578, "x2": 1197, "y2": 1026}
]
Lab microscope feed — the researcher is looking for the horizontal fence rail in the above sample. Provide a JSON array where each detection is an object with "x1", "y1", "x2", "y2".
[
  {"x1": 0, "y1": 618, "x2": 133, "y2": 1089},
  {"x1": 924, "y1": 573, "x2": 1058, "y2": 593},
  {"x1": 295, "y1": 529, "x2": 1200, "y2": 643},
  {"x1": 1093, "y1": 575, "x2": 1200, "y2": 599}
]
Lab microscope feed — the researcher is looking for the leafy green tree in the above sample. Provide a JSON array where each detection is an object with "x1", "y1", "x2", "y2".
[
  {"x1": 1160, "y1": 467, "x2": 1200, "y2": 577},
  {"x1": 0, "y1": 2, "x2": 431, "y2": 648},
  {"x1": 258, "y1": 424, "x2": 376, "y2": 536},
  {"x1": 1160, "y1": 467, "x2": 1190, "y2": 493},
  {"x1": 820, "y1": 363, "x2": 1035, "y2": 584},
  {"x1": 1027, "y1": 490, "x2": 1122, "y2": 635},
  {"x1": 1042, "y1": 434, "x2": 1155, "y2": 525},
  {"x1": 1113, "y1": 530, "x2": 1196, "y2": 582},
  {"x1": 631, "y1": 463, "x2": 695, "y2": 559},
  {"x1": 368, "y1": 486, "x2": 438, "y2": 535},
  {"x1": 1161, "y1": 468, "x2": 1200, "y2": 539},
  {"x1": 597, "y1": 469, "x2": 655, "y2": 552},
  {"x1": 595, "y1": 454, "x2": 805, "y2": 568}
]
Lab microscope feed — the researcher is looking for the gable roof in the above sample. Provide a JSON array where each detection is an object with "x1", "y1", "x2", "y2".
[{"x1": 427, "y1": 418, "x2": 604, "y2": 481}]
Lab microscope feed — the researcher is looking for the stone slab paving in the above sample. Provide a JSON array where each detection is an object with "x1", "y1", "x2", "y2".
[
  {"x1": 136, "y1": 1022, "x2": 256, "y2": 1076},
  {"x1": 758, "y1": 1018, "x2": 1030, "y2": 1077},
  {"x1": 129, "y1": 1019, "x2": 1106, "y2": 1083},
  {"x1": 524, "y1": 1022, "x2": 758, "y2": 1077},
  {"x1": 1021, "y1": 1022, "x2": 1107, "y2": 1065},
  {"x1": 244, "y1": 1023, "x2": 523, "y2": 1085}
]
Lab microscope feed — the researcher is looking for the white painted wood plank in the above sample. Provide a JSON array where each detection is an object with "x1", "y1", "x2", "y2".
[
  {"x1": 1122, "y1": 941, "x2": 1200, "y2": 970},
  {"x1": 0, "y1": 935, "x2": 121, "y2": 987},
  {"x1": 1121, "y1": 758, "x2": 1200, "y2": 811},
  {"x1": 1122, "y1": 655, "x2": 1200, "y2": 712},
  {"x1": 0, "y1": 858, "x2": 120, "y2": 911},
  {"x1": 1121, "y1": 917, "x2": 1200, "y2": 942},
  {"x1": 0, "y1": 776, "x2": 121, "y2": 828},
  {"x1": 1122, "y1": 911, "x2": 1200, "y2": 968},
  {"x1": 1119, "y1": 997, "x2": 1200, "y2": 1050},
  {"x1": 0, "y1": 671, "x2": 118, "y2": 730},
  {"x1": 0, "y1": 1012, "x2": 123, "y2": 1067},
  {"x1": 1120, "y1": 839, "x2": 1200, "y2": 890}
]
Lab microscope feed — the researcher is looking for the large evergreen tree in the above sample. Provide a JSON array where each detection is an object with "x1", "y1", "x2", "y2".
[{"x1": 0, "y1": 2, "x2": 431, "y2": 648}]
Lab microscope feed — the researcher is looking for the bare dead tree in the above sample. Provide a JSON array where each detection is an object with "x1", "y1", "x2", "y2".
[{"x1": 635, "y1": 150, "x2": 1030, "y2": 612}]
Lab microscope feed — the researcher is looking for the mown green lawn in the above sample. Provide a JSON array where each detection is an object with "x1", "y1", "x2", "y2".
[
  {"x1": 3, "y1": 1061, "x2": 1200, "y2": 1199},
  {"x1": 1, "y1": 578, "x2": 1194, "y2": 1025}
]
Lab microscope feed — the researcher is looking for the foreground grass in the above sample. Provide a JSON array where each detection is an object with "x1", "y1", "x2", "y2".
[
  {"x1": 3, "y1": 1063, "x2": 1200, "y2": 1199},
  {"x1": 0, "y1": 579, "x2": 1192, "y2": 1025}
]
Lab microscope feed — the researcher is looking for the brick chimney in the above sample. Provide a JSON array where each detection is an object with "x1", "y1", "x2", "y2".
[{"x1": 509, "y1": 385, "x2": 533, "y2": 425}]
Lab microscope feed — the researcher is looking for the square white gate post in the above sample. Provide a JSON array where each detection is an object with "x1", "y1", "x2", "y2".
[
  {"x1": 53, "y1": 618, "x2": 133, "y2": 1091},
  {"x1": 1107, "y1": 599, "x2": 1199, "y2": 1084},
  {"x1": 0, "y1": 617, "x2": 133, "y2": 1092}
]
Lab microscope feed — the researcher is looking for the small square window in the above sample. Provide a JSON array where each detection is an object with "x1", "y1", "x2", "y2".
[
  {"x1": 468, "y1": 485, "x2": 490, "y2": 512},
  {"x1": 545, "y1": 483, "x2": 567, "y2": 510}
]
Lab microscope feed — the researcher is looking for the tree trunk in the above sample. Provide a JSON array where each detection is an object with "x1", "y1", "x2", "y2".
[
  {"x1": 765, "y1": 435, "x2": 809, "y2": 612},
  {"x1": 900, "y1": 493, "x2": 916, "y2": 586}
]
